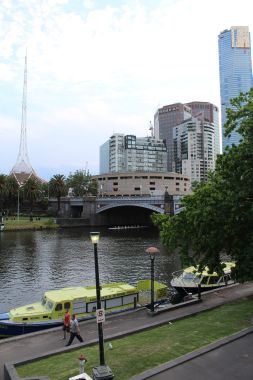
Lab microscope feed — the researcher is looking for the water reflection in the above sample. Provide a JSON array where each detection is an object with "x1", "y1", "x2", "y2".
[{"x1": 0, "y1": 228, "x2": 181, "y2": 312}]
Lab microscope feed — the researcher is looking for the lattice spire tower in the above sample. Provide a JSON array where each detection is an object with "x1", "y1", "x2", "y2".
[{"x1": 10, "y1": 53, "x2": 37, "y2": 185}]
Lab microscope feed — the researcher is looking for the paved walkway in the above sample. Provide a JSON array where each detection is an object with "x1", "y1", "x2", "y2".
[
  {"x1": 1, "y1": 282, "x2": 253, "y2": 380},
  {"x1": 130, "y1": 327, "x2": 253, "y2": 380}
]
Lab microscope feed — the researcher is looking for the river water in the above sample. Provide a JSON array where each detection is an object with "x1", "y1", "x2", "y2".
[{"x1": 0, "y1": 227, "x2": 181, "y2": 313}]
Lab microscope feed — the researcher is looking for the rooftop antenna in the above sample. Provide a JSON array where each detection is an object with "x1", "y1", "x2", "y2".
[
  {"x1": 10, "y1": 51, "x2": 36, "y2": 185},
  {"x1": 84, "y1": 161, "x2": 88, "y2": 174},
  {"x1": 149, "y1": 121, "x2": 154, "y2": 137}
]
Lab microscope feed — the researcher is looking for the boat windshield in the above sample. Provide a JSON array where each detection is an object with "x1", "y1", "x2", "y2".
[
  {"x1": 181, "y1": 271, "x2": 200, "y2": 283},
  {"x1": 46, "y1": 301, "x2": 54, "y2": 310},
  {"x1": 41, "y1": 296, "x2": 47, "y2": 306}
]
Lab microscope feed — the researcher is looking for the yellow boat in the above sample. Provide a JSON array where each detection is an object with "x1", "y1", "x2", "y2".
[
  {"x1": 171, "y1": 262, "x2": 236, "y2": 295},
  {"x1": 0, "y1": 280, "x2": 168, "y2": 337}
]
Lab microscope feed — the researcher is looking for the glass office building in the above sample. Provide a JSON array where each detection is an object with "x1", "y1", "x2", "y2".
[{"x1": 218, "y1": 26, "x2": 253, "y2": 151}]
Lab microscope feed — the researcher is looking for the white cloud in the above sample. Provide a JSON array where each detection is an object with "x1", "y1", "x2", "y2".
[{"x1": 0, "y1": 0, "x2": 253, "y2": 179}]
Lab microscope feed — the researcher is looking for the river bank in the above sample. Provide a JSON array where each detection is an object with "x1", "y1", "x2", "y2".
[{"x1": 1, "y1": 217, "x2": 59, "y2": 231}]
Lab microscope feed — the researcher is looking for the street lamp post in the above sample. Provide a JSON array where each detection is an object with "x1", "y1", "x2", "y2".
[
  {"x1": 90, "y1": 232, "x2": 114, "y2": 380},
  {"x1": 17, "y1": 184, "x2": 23, "y2": 221},
  {"x1": 17, "y1": 187, "x2": 20, "y2": 221},
  {"x1": 146, "y1": 246, "x2": 159, "y2": 315}
]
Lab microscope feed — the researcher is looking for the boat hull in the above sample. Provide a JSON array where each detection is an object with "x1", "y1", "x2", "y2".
[
  {"x1": 172, "y1": 283, "x2": 229, "y2": 295},
  {"x1": 0, "y1": 305, "x2": 138, "y2": 338},
  {"x1": 0, "y1": 319, "x2": 63, "y2": 338}
]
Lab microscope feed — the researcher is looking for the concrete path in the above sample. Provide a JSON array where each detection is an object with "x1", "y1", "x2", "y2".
[{"x1": 1, "y1": 282, "x2": 253, "y2": 380}]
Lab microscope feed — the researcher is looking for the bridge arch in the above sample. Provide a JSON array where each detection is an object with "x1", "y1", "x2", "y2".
[{"x1": 96, "y1": 202, "x2": 165, "y2": 214}]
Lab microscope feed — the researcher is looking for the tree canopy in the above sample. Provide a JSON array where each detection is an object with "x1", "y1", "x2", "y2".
[
  {"x1": 23, "y1": 177, "x2": 42, "y2": 215},
  {"x1": 152, "y1": 90, "x2": 253, "y2": 282},
  {"x1": 66, "y1": 170, "x2": 97, "y2": 196},
  {"x1": 49, "y1": 174, "x2": 67, "y2": 215}
]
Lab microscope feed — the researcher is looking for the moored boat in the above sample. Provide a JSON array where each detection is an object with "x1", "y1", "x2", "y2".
[
  {"x1": 171, "y1": 262, "x2": 236, "y2": 295},
  {"x1": 108, "y1": 225, "x2": 148, "y2": 231},
  {"x1": 0, "y1": 280, "x2": 168, "y2": 338},
  {"x1": 0, "y1": 223, "x2": 4, "y2": 231}
]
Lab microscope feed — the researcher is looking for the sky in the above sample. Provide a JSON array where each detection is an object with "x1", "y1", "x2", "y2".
[{"x1": 0, "y1": 0, "x2": 253, "y2": 181}]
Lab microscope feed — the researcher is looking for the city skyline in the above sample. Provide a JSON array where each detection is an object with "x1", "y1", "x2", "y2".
[{"x1": 0, "y1": 0, "x2": 253, "y2": 180}]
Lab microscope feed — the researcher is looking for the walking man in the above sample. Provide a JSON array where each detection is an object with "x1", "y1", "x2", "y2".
[{"x1": 65, "y1": 314, "x2": 84, "y2": 346}]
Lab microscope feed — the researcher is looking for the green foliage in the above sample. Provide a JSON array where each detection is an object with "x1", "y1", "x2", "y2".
[
  {"x1": 49, "y1": 174, "x2": 67, "y2": 198},
  {"x1": 5, "y1": 175, "x2": 18, "y2": 198},
  {"x1": 0, "y1": 174, "x2": 7, "y2": 214},
  {"x1": 88, "y1": 178, "x2": 98, "y2": 196},
  {"x1": 23, "y1": 176, "x2": 42, "y2": 213},
  {"x1": 66, "y1": 170, "x2": 98, "y2": 196},
  {"x1": 49, "y1": 174, "x2": 67, "y2": 215},
  {"x1": 0, "y1": 168, "x2": 98, "y2": 217},
  {"x1": 153, "y1": 90, "x2": 253, "y2": 281},
  {"x1": 66, "y1": 170, "x2": 94, "y2": 196},
  {"x1": 16, "y1": 299, "x2": 252, "y2": 380}
]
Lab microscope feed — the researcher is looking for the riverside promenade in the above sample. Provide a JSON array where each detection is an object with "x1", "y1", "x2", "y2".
[{"x1": 1, "y1": 282, "x2": 253, "y2": 380}]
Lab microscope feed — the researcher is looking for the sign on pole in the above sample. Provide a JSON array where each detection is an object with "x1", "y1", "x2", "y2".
[{"x1": 96, "y1": 308, "x2": 105, "y2": 323}]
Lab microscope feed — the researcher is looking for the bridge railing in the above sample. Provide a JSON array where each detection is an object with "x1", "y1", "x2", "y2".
[{"x1": 96, "y1": 195, "x2": 165, "y2": 205}]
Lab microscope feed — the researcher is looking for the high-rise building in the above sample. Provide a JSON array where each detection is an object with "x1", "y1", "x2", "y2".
[
  {"x1": 173, "y1": 116, "x2": 215, "y2": 183},
  {"x1": 99, "y1": 140, "x2": 110, "y2": 174},
  {"x1": 186, "y1": 101, "x2": 220, "y2": 155},
  {"x1": 154, "y1": 101, "x2": 220, "y2": 171},
  {"x1": 99, "y1": 133, "x2": 167, "y2": 174},
  {"x1": 154, "y1": 103, "x2": 192, "y2": 172},
  {"x1": 218, "y1": 26, "x2": 253, "y2": 150}
]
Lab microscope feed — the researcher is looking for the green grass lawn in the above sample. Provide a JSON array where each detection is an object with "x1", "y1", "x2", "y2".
[
  {"x1": 3, "y1": 216, "x2": 58, "y2": 231},
  {"x1": 16, "y1": 298, "x2": 253, "y2": 380}
]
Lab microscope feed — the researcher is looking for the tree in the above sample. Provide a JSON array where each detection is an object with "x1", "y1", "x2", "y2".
[
  {"x1": 152, "y1": 90, "x2": 253, "y2": 282},
  {"x1": 0, "y1": 174, "x2": 7, "y2": 220},
  {"x1": 23, "y1": 176, "x2": 41, "y2": 218},
  {"x1": 88, "y1": 177, "x2": 98, "y2": 196},
  {"x1": 5, "y1": 175, "x2": 19, "y2": 213},
  {"x1": 66, "y1": 169, "x2": 97, "y2": 196},
  {"x1": 49, "y1": 174, "x2": 67, "y2": 216},
  {"x1": 66, "y1": 170, "x2": 90, "y2": 196}
]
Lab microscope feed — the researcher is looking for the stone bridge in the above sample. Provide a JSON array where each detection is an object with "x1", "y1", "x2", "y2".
[{"x1": 50, "y1": 194, "x2": 183, "y2": 227}]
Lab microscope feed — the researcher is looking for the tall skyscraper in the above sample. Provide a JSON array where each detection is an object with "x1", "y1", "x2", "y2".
[{"x1": 218, "y1": 26, "x2": 253, "y2": 151}]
